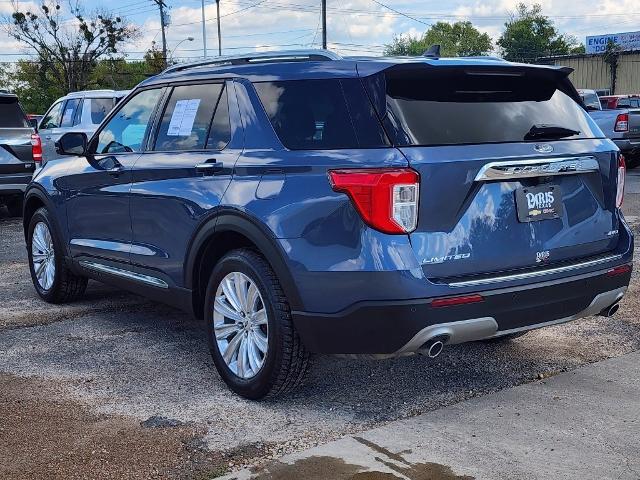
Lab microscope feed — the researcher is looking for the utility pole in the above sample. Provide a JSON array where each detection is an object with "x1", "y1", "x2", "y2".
[
  {"x1": 321, "y1": 0, "x2": 326, "y2": 49},
  {"x1": 201, "y1": 0, "x2": 207, "y2": 58},
  {"x1": 216, "y1": 0, "x2": 222, "y2": 56},
  {"x1": 153, "y1": 0, "x2": 169, "y2": 68}
]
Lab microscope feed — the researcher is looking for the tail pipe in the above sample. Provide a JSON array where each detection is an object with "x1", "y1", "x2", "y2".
[
  {"x1": 417, "y1": 335, "x2": 449, "y2": 358},
  {"x1": 599, "y1": 302, "x2": 620, "y2": 318}
]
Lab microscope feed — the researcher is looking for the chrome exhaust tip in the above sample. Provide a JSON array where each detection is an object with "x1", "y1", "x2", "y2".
[
  {"x1": 600, "y1": 302, "x2": 620, "y2": 318},
  {"x1": 417, "y1": 336, "x2": 448, "y2": 358}
]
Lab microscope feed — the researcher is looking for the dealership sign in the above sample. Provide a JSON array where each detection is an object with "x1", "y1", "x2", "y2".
[{"x1": 586, "y1": 31, "x2": 640, "y2": 54}]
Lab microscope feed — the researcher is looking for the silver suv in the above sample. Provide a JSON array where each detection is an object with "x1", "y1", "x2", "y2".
[{"x1": 38, "y1": 90, "x2": 129, "y2": 164}]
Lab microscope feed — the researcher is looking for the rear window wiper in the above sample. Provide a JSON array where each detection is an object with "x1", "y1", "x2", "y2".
[{"x1": 525, "y1": 124, "x2": 580, "y2": 141}]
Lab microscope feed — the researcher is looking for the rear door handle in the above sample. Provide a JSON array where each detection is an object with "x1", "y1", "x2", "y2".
[{"x1": 195, "y1": 161, "x2": 224, "y2": 176}]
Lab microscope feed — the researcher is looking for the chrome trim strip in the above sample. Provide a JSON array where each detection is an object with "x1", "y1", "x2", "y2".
[
  {"x1": 0, "y1": 183, "x2": 27, "y2": 192},
  {"x1": 446, "y1": 254, "x2": 623, "y2": 288},
  {"x1": 79, "y1": 261, "x2": 169, "y2": 289},
  {"x1": 475, "y1": 156, "x2": 599, "y2": 181}
]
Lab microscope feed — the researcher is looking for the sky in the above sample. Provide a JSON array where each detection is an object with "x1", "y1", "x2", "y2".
[{"x1": 1, "y1": 0, "x2": 640, "y2": 62}]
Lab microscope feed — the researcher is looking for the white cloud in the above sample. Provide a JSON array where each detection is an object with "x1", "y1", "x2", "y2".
[{"x1": 3, "y1": 0, "x2": 640, "y2": 61}]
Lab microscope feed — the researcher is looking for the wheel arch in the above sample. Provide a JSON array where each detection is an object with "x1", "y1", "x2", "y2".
[
  {"x1": 186, "y1": 209, "x2": 303, "y2": 320},
  {"x1": 23, "y1": 188, "x2": 58, "y2": 243}
]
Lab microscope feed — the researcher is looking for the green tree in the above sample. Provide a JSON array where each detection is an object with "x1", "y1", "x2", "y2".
[
  {"x1": 89, "y1": 47, "x2": 166, "y2": 90},
  {"x1": 385, "y1": 21, "x2": 493, "y2": 57},
  {"x1": 0, "y1": 60, "x2": 63, "y2": 114},
  {"x1": 497, "y1": 3, "x2": 579, "y2": 63},
  {"x1": 3, "y1": 1, "x2": 138, "y2": 94}
]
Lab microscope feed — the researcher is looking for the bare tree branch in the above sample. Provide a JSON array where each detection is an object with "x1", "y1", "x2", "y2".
[{"x1": 2, "y1": 0, "x2": 138, "y2": 93}]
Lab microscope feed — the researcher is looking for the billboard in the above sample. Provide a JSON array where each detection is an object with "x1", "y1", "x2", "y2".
[{"x1": 586, "y1": 31, "x2": 640, "y2": 54}]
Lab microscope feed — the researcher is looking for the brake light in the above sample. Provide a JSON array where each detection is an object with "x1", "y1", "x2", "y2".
[
  {"x1": 31, "y1": 133, "x2": 42, "y2": 167},
  {"x1": 614, "y1": 113, "x2": 629, "y2": 132},
  {"x1": 431, "y1": 294, "x2": 484, "y2": 308},
  {"x1": 328, "y1": 168, "x2": 419, "y2": 234},
  {"x1": 617, "y1": 154, "x2": 625, "y2": 208}
]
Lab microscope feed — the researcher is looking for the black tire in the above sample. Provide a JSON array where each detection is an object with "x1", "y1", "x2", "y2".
[
  {"x1": 27, "y1": 207, "x2": 88, "y2": 303},
  {"x1": 482, "y1": 331, "x2": 529, "y2": 343},
  {"x1": 4, "y1": 196, "x2": 23, "y2": 217},
  {"x1": 205, "y1": 249, "x2": 310, "y2": 399}
]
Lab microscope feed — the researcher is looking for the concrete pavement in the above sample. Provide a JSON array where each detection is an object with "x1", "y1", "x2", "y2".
[{"x1": 222, "y1": 351, "x2": 640, "y2": 479}]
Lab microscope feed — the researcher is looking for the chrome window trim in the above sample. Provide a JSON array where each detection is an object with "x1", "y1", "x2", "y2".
[
  {"x1": 446, "y1": 254, "x2": 623, "y2": 288},
  {"x1": 79, "y1": 260, "x2": 168, "y2": 289},
  {"x1": 474, "y1": 156, "x2": 600, "y2": 181}
]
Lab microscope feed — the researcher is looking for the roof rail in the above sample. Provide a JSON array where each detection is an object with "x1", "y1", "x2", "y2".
[{"x1": 163, "y1": 49, "x2": 343, "y2": 74}]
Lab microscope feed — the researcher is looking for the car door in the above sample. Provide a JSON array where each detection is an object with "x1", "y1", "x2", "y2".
[
  {"x1": 129, "y1": 81, "x2": 241, "y2": 286},
  {"x1": 38, "y1": 100, "x2": 65, "y2": 163},
  {"x1": 64, "y1": 87, "x2": 165, "y2": 266}
]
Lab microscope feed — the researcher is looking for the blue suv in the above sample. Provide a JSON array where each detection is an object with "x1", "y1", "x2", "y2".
[{"x1": 23, "y1": 50, "x2": 633, "y2": 399}]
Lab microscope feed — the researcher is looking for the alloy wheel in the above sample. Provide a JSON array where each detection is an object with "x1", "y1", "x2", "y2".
[
  {"x1": 213, "y1": 272, "x2": 269, "y2": 379},
  {"x1": 31, "y1": 221, "x2": 56, "y2": 291}
]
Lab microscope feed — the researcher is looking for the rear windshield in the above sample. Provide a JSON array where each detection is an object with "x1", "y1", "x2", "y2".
[
  {"x1": 0, "y1": 96, "x2": 29, "y2": 128},
  {"x1": 580, "y1": 92, "x2": 601, "y2": 110},
  {"x1": 364, "y1": 66, "x2": 602, "y2": 146},
  {"x1": 253, "y1": 79, "x2": 389, "y2": 150}
]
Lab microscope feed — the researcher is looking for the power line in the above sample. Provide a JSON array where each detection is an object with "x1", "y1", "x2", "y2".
[{"x1": 368, "y1": 0, "x2": 431, "y2": 27}]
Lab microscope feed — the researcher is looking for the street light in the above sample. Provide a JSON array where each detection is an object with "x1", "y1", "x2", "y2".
[{"x1": 170, "y1": 37, "x2": 195, "y2": 62}]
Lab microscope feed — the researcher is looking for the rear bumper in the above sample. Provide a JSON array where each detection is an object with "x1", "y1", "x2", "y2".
[
  {"x1": 292, "y1": 265, "x2": 632, "y2": 355},
  {"x1": 613, "y1": 138, "x2": 640, "y2": 154},
  {"x1": 0, "y1": 173, "x2": 31, "y2": 194}
]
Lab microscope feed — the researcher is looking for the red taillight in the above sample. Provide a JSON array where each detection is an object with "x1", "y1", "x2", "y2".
[
  {"x1": 328, "y1": 168, "x2": 419, "y2": 234},
  {"x1": 431, "y1": 294, "x2": 484, "y2": 308},
  {"x1": 614, "y1": 113, "x2": 629, "y2": 132},
  {"x1": 31, "y1": 133, "x2": 42, "y2": 167},
  {"x1": 607, "y1": 265, "x2": 632, "y2": 277},
  {"x1": 617, "y1": 154, "x2": 625, "y2": 208}
]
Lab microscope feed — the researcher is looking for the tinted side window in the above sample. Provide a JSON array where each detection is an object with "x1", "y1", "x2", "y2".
[
  {"x1": 0, "y1": 97, "x2": 29, "y2": 128},
  {"x1": 254, "y1": 79, "x2": 388, "y2": 150},
  {"x1": 61, "y1": 98, "x2": 81, "y2": 127},
  {"x1": 96, "y1": 89, "x2": 163, "y2": 154},
  {"x1": 40, "y1": 101, "x2": 64, "y2": 129},
  {"x1": 91, "y1": 98, "x2": 116, "y2": 125},
  {"x1": 207, "y1": 85, "x2": 231, "y2": 150},
  {"x1": 154, "y1": 84, "x2": 223, "y2": 151}
]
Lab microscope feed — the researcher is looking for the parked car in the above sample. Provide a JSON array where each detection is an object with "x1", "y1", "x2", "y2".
[
  {"x1": 0, "y1": 91, "x2": 40, "y2": 216},
  {"x1": 589, "y1": 95, "x2": 640, "y2": 168},
  {"x1": 27, "y1": 114, "x2": 44, "y2": 128},
  {"x1": 577, "y1": 88, "x2": 602, "y2": 111},
  {"x1": 23, "y1": 50, "x2": 633, "y2": 399},
  {"x1": 37, "y1": 89, "x2": 128, "y2": 164}
]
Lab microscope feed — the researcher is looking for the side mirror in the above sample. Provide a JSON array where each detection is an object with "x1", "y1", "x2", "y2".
[
  {"x1": 55, "y1": 132, "x2": 87, "y2": 156},
  {"x1": 29, "y1": 118, "x2": 39, "y2": 131}
]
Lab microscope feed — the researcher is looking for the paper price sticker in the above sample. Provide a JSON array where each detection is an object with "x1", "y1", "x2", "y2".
[{"x1": 167, "y1": 99, "x2": 201, "y2": 136}]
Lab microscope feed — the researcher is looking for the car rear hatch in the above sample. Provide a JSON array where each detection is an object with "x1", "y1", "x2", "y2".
[
  {"x1": 362, "y1": 62, "x2": 621, "y2": 283},
  {"x1": 0, "y1": 95, "x2": 35, "y2": 175}
]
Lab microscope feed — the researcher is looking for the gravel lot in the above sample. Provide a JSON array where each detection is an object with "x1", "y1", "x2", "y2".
[{"x1": 1, "y1": 171, "x2": 640, "y2": 479}]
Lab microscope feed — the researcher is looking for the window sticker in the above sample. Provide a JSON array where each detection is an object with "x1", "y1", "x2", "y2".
[{"x1": 167, "y1": 99, "x2": 201, "y2": 136}]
